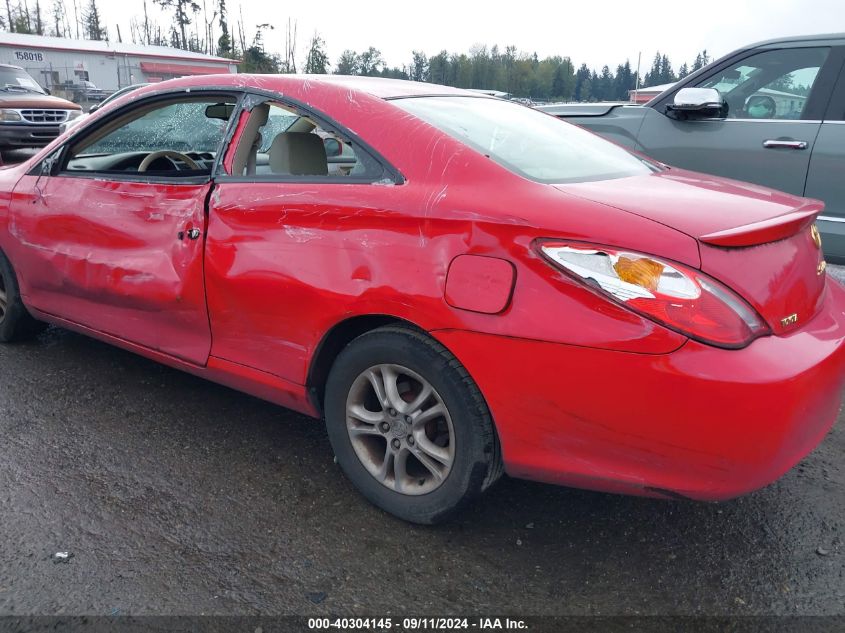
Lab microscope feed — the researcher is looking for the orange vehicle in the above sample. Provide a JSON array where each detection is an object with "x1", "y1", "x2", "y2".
[{"x1": 0, "y1": 63, "x2": 81, "y2": 151}]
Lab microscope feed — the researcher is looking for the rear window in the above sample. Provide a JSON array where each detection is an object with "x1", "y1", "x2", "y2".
[{"x1": 392, "y1": 96, "x2": 656, "y2": 184}]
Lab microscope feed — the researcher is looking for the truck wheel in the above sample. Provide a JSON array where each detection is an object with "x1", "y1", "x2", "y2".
[
  {"x1": 0, "y1": 250, "x2": 46, "y2": 343},
  {"x1": 324, "y1": 325, "x2": 502, "y2": 524}
]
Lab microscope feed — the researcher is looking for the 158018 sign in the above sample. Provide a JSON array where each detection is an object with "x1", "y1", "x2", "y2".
[{"x1": 14, "y1": 51, "x2": 44, "y2": 62}]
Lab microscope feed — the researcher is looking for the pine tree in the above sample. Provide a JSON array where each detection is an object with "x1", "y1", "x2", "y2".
[
  {"x1": 335, "y1": 50, "x2": 359, "y2": 75},
  {"x1": 83, "y1": 0, "x2": 106, "y2": 40},
  {"x1": 692, "y1": 50, "x2": 710, "y2": 72},
  {"x1": 574, "y1": 63, "x2": 592, "y2": 101},
  {"x1": 303, "y1": 33, "x2": 328, "y2": 74},
  {"x1": 216, "y1": 0, "x2": 230, "y2": 56},
  {"x1": 596, "y1": 65, "x2": 614, "y2": 101},
  {"x1": 614, "y1": 60, "x2": 634, "y2": 100},
  {"x1": 552, "y1": 57, "x2": 575, "y2": 100},
  {"x1": 410, "y1": 51, "x2": 428, "y2": 82},
  {"x1": 427, "y1": 51, "x2": 448, "y2": 84},
  {"x1": 659, "y1": 54, "x2": 675, "y2": 84}
]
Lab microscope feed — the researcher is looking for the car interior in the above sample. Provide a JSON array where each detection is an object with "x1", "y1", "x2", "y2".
[
  {"x1": 229, "y1": 101, "x2": 364, "y2": 178},
  {"x1": 61, "y1": 95, "x2": 370, "y2": 179}
]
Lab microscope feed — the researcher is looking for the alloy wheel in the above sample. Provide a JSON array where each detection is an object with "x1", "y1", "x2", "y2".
[{"x1": 345, "y1": 363, "x2": 455, "y2": 495}]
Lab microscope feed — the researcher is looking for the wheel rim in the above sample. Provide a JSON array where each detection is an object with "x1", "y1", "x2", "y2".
[
  {"x1": 0, "y1": 273, "x2": 6, "y2": 324},
  {"x1": 345, "y1": 364, "x2": 455, "y2": 495}
]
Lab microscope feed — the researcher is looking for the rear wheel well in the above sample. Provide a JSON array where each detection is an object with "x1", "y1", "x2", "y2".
[{"x1": 307, "y1": 315, "x2": 424, "y2": 414}]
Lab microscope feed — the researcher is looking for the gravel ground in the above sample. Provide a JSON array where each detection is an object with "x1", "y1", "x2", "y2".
[
  {"x1": 0, "y1": 324, "x2": 843, "y2": 617},
  {"x1": 0, "y1": 148, "x2": 843, "y2": 618}
]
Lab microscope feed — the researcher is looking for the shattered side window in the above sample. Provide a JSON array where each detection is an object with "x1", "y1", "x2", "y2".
[{"x1": 82, "y1": 101, "x2": 232, "y2": 155}]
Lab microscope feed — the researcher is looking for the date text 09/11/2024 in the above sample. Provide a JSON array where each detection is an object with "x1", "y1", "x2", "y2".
[{"x1": 307, "y1": 617, "x2": 529, "y2": 630}]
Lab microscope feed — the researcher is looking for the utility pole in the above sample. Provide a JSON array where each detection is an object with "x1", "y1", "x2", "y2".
[{"x1": 633, "y1": 51, "x2": 641, "y2": 103}]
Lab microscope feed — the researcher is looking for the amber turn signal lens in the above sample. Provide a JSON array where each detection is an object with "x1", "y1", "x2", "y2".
[{"x1": 613, "y1": 256, "x2": 664, "y2": 292}]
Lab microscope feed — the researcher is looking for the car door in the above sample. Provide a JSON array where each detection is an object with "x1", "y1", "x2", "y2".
[
  {"x1": 204, "y1": 96, "x2": 402, "y2": 385},
  {"x1": 636, "y1": 44, "x2": 841, "y2": 196},
  {"x1": 805, "y1": 53, "x2": 845, "y2": 263},
  {"x1": 7, "y1": 92, "x2": 238, "y2": 364}
]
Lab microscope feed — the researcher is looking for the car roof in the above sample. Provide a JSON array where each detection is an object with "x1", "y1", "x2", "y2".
[
  {"x1": 287, "y1": 75, "x2": 479, "y2": 99},
  {"x1": 746, "y1": 32, "x2": 845, "y2": 48},
  {"x1": 139, "y1": 73, "x2": 488, "y2": 102}
]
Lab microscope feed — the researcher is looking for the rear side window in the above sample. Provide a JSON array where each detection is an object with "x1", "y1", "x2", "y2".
[
  {"x1": 392, "y1": 96, "x2": 656, "y2": 184},
  {"x1": 227, "y1": 101, "x2": 383, "y2": 180}
]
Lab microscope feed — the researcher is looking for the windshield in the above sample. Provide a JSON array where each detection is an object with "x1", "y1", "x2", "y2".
[
  {"x1": 392, "y1": 96, "x2": 656, "y2": 184},
  {"x1": 0, "y1": 67, "x2": 45, "y2": 94}
]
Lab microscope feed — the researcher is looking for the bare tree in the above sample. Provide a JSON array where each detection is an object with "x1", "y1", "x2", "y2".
[
  {"x1": 33, "y1": 0, "x2": 42, "y2": 33},
  {"x1": 5, "y1": 0, "x2": 13, "y2": 33},
  {"x1": 282, "y1": 18, "x2": 297, "y2": 73},
  {"x1": 70, "y1": 0, "x2": 79, "y2": 38},
  {"x1": 153, "y1": 0, "x2": 200, "y2": 49}
]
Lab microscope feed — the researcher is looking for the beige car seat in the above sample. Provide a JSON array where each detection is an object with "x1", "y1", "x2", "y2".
[{"x1": 268, "y1": 132, "x2": 328, "y2": 176}]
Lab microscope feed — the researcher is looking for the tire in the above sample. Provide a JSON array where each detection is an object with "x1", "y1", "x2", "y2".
[
  {"x1": 324, "y1": 325, "x2": 502, "y2": 524},
  {"x1": 0, "y1": 249, "x2": 46, "y2": 343}
]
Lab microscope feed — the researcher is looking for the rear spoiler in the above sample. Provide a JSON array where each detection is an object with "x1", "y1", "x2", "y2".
[{"x1": 699, "y1": 202, "x2": 823, "y2": 247}]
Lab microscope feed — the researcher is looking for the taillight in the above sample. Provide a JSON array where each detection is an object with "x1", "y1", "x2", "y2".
[{"x1": 538, "y1": 241, "x2": 770, "y2": 349}]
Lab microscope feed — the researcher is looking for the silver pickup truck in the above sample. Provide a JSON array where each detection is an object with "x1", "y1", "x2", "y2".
[{"x1": 539, "y1": 33, "x2": 845, "y2": 263}]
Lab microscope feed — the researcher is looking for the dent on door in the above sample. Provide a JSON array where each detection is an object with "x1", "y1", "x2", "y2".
[{"x1": 9, "y1": 174, "x2": 213, "y2": 364}]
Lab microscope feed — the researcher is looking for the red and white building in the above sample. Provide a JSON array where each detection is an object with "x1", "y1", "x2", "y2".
[{"x1": 0, "y1": 32, "x2": 238, "y2": 94}]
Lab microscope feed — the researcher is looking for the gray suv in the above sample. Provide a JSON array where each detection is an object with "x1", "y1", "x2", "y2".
[{"x1": 539, "y1": 33, "x2": 845, "y2": 262}]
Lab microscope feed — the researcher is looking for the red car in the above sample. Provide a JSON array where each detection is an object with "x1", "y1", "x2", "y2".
[{"x1": 0, "y1": 75, "x2": 843, "y2": 524}]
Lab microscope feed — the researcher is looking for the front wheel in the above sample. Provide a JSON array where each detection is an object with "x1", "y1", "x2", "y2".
[
  {"x1": 0, "y1": 250, "x2": 46, "y2": 342},
  {"x1": 324, "y1": 326, "x2": 502, "y2": 524}
]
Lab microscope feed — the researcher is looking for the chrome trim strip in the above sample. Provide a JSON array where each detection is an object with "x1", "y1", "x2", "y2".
[
  {"x1": 818, "y1": 215, "x2": 845, "y2": 223},
  {"x1": 683, "y1": 119, "x2": 822, "y2": 124}
]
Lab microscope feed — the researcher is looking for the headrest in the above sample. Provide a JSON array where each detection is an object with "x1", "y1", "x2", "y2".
[{"x1": 268, "y1": 132, "x2": 328, "y2": 176}]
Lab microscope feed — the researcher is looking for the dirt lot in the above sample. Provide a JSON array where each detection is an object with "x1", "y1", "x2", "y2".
[{"x1": 0, "y1": 325, "x2": 843, "y2": 617}]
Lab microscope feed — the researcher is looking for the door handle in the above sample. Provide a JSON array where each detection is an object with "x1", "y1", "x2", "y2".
[
  {"x1": 763, "y1": 139, "x2": 808, "y2": 150},
  {"x1": 178, "y1": 228, "x2": 202, "y2": 241}
]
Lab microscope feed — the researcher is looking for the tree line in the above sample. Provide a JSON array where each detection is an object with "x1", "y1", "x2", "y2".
[{"x1": 1, "y1": 0, "x2": 712, "y2": 101}]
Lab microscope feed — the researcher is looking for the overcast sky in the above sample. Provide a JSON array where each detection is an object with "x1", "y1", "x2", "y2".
[{"x1": 88, "y1": 0, "x2": 844, "y2": 72}]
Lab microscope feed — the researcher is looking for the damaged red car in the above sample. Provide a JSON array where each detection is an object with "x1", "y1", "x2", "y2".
[{"x1": 1, "y1": 75, "x2": 843, "y2": 524}]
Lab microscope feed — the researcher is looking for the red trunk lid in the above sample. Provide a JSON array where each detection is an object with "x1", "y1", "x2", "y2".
[{"x1": 556, "y1": 170, "x2": 828, "y2": 335}]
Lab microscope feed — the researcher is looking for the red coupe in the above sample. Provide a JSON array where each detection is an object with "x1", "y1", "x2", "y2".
[{"x1": 1, "y1": 75, "x2": 843, "y2": 524}]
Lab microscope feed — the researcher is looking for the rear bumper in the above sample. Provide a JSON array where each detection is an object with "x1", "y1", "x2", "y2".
[
  {"x1": 0, "y1": 123, "x2": 61, "y2": 147},
  {"x1": 433, "y1": 279, "x2": 845, "y2": 501}
]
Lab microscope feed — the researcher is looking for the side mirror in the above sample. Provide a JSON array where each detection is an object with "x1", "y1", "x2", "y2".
[
  {"x1": 667, "y1": 87, "x2": 725, "y2": 118},
  {"x1": 88, "y1": 103, "x2": 100, "y2": 113},
  {"x1": 323, "y1": 137, "x2": 342, "y2": 157}
]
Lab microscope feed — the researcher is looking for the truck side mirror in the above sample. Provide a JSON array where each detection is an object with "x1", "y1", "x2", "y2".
[{"x1": 667, "y1": 87, "x2": 726, "y2": 119}]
